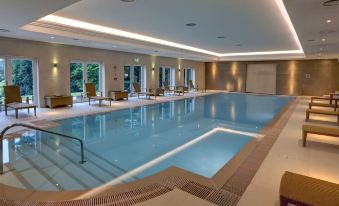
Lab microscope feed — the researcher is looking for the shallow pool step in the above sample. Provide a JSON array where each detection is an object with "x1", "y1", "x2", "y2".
[
  {"x1": 38, "y1": 140, "x2": 105, "y2": 189},
  {"x1": 8, "y1": 150, "x2": 61, "y2": 191}
]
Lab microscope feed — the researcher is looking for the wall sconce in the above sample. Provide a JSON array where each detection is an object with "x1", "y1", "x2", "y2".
[
  {"x1": 152, "y1": 67, "x2": 155, "y2": 71},
  {"x1": 179, "y1": 68, "x2": 181, "y2": 72},
  {"x1": 53, "y1": 63, "x2": 58, "y2": 68}
]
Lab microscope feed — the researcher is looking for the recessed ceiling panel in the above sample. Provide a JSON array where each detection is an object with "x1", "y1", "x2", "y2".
[{"x1": 53, "y1": 0, "x2": 299, "y2": 53}]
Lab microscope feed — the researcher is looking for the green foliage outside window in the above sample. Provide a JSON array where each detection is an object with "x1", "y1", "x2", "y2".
[
  {"x1": 12, "y1": 59, "x2": 33, "y2": 100},
  {"x1": 70, "y1": 63, "x2": 100, "y2": 97},
  {"x1": 87, "y1": 63, "x2": 100, "y2": 91},
  {"x1": 70, "y1": 63, "x2": 84, "y2": 95}
]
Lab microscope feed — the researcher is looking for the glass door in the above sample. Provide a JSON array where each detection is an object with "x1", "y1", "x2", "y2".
[
  {"x1": 124, "y1": 65, "x2": 145, "y2": 93},
  {"x1": 184, "y1": 68, "x2": 195, "y2": 87},
  {"x1": 133, "y1": 66, "x2": 142, "y2": 85},
  {"x1": 70, "y1": 62, "x2": 84, "y2": 102},
  {"x1": 0, "y1": 58, "x2": 5, "y2": 102},
  {"x1": 159, "y1": 66, "x2": 175, "y2": 88},
  {"x1": 124, "y1": 66, "x2": 131, "y2": 92},
  {"x1": 87, "y1": 63, "x2": 100, "y2": 94},
  {"x1": 70, "y1": 62, "x2": 102, "y2": 102},
  {"x1": 11, "y1": 59, "x2": 34, "y2": 103}
]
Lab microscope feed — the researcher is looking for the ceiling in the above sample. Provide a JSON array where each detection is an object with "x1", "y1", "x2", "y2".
[
  {"x1": 0, "y1": 0, "x2": 338, "y2": 61},
  {"x1": 284, "y1": 0, "x2": 339, "y2": 59}
]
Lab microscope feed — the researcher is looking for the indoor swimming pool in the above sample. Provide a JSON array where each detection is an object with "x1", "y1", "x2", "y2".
[{"x1": 2, "y1": 93, "x2": 292, "y2": 191}]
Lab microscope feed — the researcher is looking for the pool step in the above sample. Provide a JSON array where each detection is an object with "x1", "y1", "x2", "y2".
[{"x1": 8, "y1": 147, "x2": 88, "y2": 190}]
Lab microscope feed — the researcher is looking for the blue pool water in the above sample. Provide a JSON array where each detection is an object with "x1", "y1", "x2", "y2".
[{"x1": 5, "y1": 93, "x2": 292, "y2": 191}]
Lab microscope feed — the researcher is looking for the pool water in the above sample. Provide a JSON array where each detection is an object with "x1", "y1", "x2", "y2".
[{"x1": 4, "y1": 93, "x2": 292, "y2": 191}]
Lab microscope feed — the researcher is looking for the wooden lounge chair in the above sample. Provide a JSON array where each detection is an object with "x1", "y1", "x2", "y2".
[
  {"x1": 148, "y1": 88, "x2": 164, "y2": 97},
  {"x1": 306, "y1": 109, "x2": 339, "y2": 123},
  {"x1": 85, "y1": 83, "x2": 111, "y2": 106},
  {"x1": 188, "y1": 80, "x2": 206, "y2": 92},
  {"x1": 163, "y1": 81, "x2": 174, "y2": 94},
  {"x1": 174, "y1": 86, "x2": 185, "y2": 96},
  {"x1": 309, "y1": 102, "x2": 337, "y2": 111},
  {"x1": 188, "y1": 80, "x2": 198, "y2": 91},
  {"x1": 4, "y1": 85, "x2": 36, "y2": 119},
  {"x1": 302, "y1": 124, "x2": 339, "y2": 146},
  {"x1": 280, "y1": 171, "x2": 339, "y2": 206},
  {"x1": 132, "y1": 82, "x2": 155, "y2": 99}
]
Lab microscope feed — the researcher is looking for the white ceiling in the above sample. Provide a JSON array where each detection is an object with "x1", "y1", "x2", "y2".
[
  {"x1": 284, "y1": 0, "x2": 339, "y2": 59},
  {"x1": 0, "y1": 0, "x2": 338, "y2": 61},
  {"x1": 0, "y1": 0, "x2": 80, "y2": 28},
  {"x1": 54, "y1": 0, "x2": 298, "y2": 53}
]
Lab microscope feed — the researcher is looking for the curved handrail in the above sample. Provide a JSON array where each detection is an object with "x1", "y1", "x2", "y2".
[{"x1": 0, "y1": 123, "x2": 86, "y2": 175}]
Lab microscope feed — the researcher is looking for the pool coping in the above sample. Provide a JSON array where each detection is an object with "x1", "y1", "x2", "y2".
[{"x1": 0, "y1": 93, "x2": 299, "y2": 206}]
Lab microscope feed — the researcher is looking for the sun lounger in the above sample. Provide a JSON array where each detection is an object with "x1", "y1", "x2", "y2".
[
  {"x1": 85, "y1": 83, "x2": 111, "y2": 106},
  {"x1": 309, "y1": 102, "x2": 337, "y2": 111},
  {"x1": 306, "y1": 109, "x2": 339, "y2": 123},
  {"x1": 302, "y1": 124, "x2": 339, "y2": 146},
  {"x1": 163, "y1": 81, "x2": 174, "y2": 94},
  {"x1": 132, "y1": 82, "x2": 155, "y2": 99},
  {"x1": 189, "y1": 80, "x2": 206, "y2": 92},
  {"x1": 4, "y1": 85, "x2": 36, "y2": 119},
  {"x1": 280, "y1": 171, "x2": 339, "y2": 206},
  {"x1": 149, "y1": 88, "x2": 164, "y2": 97},
  {"x1": 174, "y1": 86, "x2": 185, "y2": 95}
]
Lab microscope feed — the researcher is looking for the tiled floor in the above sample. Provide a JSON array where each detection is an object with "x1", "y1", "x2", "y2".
[{"x1": 238, "y1": 97, "x2": 339, "y2": 206}]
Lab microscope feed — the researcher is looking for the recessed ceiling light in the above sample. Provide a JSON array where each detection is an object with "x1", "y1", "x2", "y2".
[
  {"x1": 186, "y1": 23, "x2": 197, "y2": 27},
  {"x1": 307, "y1": 39, "x2": 315, "y2": 42},
  {"x1": 0, "y1": 28, "x2": 10, "y2": 32},
  {"x1": 235, "y1": 44, "x2": 243, "y2": 47},
  {"x1": 50, "y1": 36, "x2": 55, "y2": 39},
  {"x1": 320, "y1": 48, "x2": 323, "y2": 51},
  {"x1": 322, "y1": 38, "x2": 326, "y2": 42},
  {"x1": 217, "y1": 36, "x2": 225, "y2": 39},
  {"x1": 326, "y1": 19, "x2": 332, "y2": 23},
  {"x1": 112, "y1": 45, "x2": 117, "y2": 48}
]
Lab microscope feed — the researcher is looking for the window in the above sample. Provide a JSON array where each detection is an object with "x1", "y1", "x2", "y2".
[
  {"x1": 184, "y1": 68, "x2": 195, "y2": 87},
  {"x1": 124, "y1": 66, "x2": 131, "y2": 92},
  {"x1": 70, "y1": 62, "x2": 102, "y2": 102},
  {"x1": 0, "y1": 57, "x2": 38, "y2": 104},
  {"x1": 87, "y1": 63, "x2": 100, "y2": 91},
  {"x1": 0, "y1": 59, "x2": 5, "y2": 102},
  {"x1": 159, "y1": 66, "x2": 175, "y2": 88},
  {"x1": 11, "y1": 59, "x2": 34, "y2": 102},
  {"x1": 124, "y1": 65, "x2": 145, "y2": 93},
  {"x1": 70, "y1": 63, "x2": 84, "y2": 100}
]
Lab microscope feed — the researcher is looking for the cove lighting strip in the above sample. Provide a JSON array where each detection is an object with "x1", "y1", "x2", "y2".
[
  {"x1": 77, "y1": 127, "x2": 263, "y2": 199},
  {"x1": 41, "y1": 0, "x2": 303, "y2": 57}
]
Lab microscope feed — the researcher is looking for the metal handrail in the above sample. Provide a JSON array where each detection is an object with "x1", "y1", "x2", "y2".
[{"x1": 0, "y1": 123, "x2": 86, "y2": 175}]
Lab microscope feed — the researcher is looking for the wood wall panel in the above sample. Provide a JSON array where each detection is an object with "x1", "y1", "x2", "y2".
[{"x1": 206, "y1": 60, "x2": 339, "y2": 96}]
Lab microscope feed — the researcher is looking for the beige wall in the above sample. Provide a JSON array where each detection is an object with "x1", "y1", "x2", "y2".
[
  {"x1": 0, "y1": 37, "x2": 205, "y2": 107},
  {"x1": 205, "y1": 60, "x2": 339, "y2": 96}
]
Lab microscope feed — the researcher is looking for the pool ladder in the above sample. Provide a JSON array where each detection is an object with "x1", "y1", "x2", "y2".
[{"x1": 0, "y1": 123, "x2": 86, "y2": 175}]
